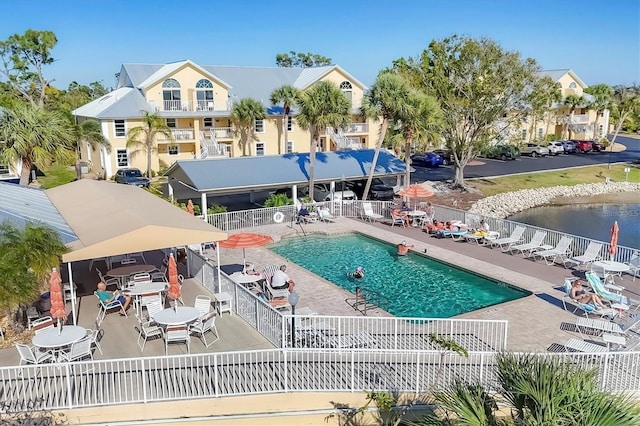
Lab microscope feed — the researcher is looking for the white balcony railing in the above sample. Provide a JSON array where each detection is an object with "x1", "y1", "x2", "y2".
[
  {"x1": 159, "y1": 100, "x2": 231, "y2": 112},
  {"x1": 211, "y1": 127, "x2": 233, "y2": 140},
  {"x1": 156, "y1": 128, "x2": 194, "y2": 142},
  {"x1": 572, "y1": 114, "x2": 589, "y2": 124},
  {"x1": 344, "y1": 122, "x2": 368, "y2": 134}
]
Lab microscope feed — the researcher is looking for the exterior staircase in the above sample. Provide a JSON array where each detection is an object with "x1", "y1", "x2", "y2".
[
  {"x1": 326, "y1": 126, "x2": 363, "y2": 150},
  {"x1": 199, "y1": 130, "x2": 229, "y2": 158}
]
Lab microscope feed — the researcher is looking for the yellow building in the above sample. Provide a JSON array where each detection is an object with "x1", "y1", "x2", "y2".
[{"x1": 72, "y1": 60, "x2": 375, "y2": 178}]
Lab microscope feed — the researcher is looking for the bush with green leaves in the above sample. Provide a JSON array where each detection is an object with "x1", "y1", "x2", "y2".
[{"x1": 264, "y1": 193, "x2": 292, "y2": 207}]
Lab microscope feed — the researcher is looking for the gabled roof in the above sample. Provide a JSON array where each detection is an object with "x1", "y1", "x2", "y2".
[
  {"x1": 72, "y1": 88, "x2": 154, "y2": 119},
  {"x1": 164, "y1": 149, "x2": 406, "y2": 196},
  {"x1": 137, "y1": 60, "x2": 232, "y2": 90},
  {"x1": 538, "y1": 69, "x2": 588, "y2": 89}
]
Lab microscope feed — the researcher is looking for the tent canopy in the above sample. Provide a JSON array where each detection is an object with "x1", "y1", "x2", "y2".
[{"x1": 45, "y1": 180, "x2": 227, "y2": 263}]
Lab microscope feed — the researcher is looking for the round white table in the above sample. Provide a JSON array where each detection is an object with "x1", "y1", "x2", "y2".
[
  {"x1": 406, "y1": 210, "x2": 426, "y2": 227},
  {"x1": 153, "y1": 307, "x2": 200, "y2": 326},
  {"x1": 107, "y1": 264, "x2": 157, "y2": 288},
  {"x1": 126, "y1": 282, "x2": 167, "y2": 296},
  {"x1": 230, "y1": 272, "x2": 263, "y2": 285},
  {"x1": 592, "y1": 260, "x2": 630, "y2": 274},
  {"x1": 32, "y1": 325, "x2": 86, "y2": 349}
]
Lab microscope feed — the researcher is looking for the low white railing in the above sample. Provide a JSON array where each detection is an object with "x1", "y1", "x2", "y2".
[
  {"x1": 211, "y1": 127, "x2": 233, "y2": 140},
  {"x1": 160, "y1": 100, "x2": 231, "y2": 112},
  {"x1": 345, "y1": 122, "x2": 369, "y2": 134},
  {"x1": 157, "y1": 128, "x2": 195, "y2": 142}
]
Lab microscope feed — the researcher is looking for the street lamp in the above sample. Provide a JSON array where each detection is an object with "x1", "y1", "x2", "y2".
[{"x1": 288, "y1": 291, "x2": 300, "y2": 348}]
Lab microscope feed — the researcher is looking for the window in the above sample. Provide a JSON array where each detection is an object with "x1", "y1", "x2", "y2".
[
  {"x1": 521, "y1": 129, "x2": 527, "y2": 140},
  {"x1": 340, "y1": 81, "x2": 353, "y2": 103},
  {"x1": 195, "y1": 79, "x2": 214, "y2": 110},
  {"x1": 255, "y1": 142, "x2": 265, "y2": 156},
  {"x1": 114, "y1": 120, "x2": 126, "y2": 137},
  {"x1": 569, "y1": 82, "x2": 577, "y2": 89},
  {"x1": 538, "y1": 128, "x2": 544, "y2": 140},
  {"x1": 116, "y1": 149, "x2": 129, "y2": 167},
  {"x1": 168, "y1": 145, "x2": 179, "y2": 155},
  {"x1": 599, "y1": 125, "x2": 604, "y2": 136},
  {"x1": 162, "y1": 78, "x2": 181, "y2": 110},
  {"x1": 166, "y1": 118, "x2": 176, "y2": 128},
  {"x1": 286, "y1": 140, "x2": 294, "y2": 153},
  {"x1": 203, "y1": 117, "x2": 213, "y2": 128},
  {"x1": 287, "y1": 116, "x2": 294, "y2": 131},
  {"x1": 255, "y1": 118, "x2": 264, "y2": 133}
]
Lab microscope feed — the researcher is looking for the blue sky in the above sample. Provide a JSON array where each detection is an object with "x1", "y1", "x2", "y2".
[{"x1": 1, "y1": 0, "x2": 638, "y2": 90}]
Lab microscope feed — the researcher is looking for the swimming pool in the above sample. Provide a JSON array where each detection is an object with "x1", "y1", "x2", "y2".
[{"x1": 269, "y1": 233, "x2": 529, "y2": 318}]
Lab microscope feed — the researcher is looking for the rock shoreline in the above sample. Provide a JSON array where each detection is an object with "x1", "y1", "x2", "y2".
[{"x1": 468, "y1": 182, "x2": 640, "y2": 219}]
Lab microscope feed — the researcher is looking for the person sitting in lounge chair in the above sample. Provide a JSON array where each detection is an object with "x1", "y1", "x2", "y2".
[
  {"x1": 392, "y1": 208, "x2": 410, "y2": 226},
  {"x1": 96, "y1": 281, "x2": 132, "y2": 315},
  {"x1": 347, "y1": 266, "x2": 365, "y2": 279},
  {"x1": 296, "y1": 204, "x2": 310, "y2": 224},
  {"x1": 424, "y1": 219, "x2": 444, "y2": 234},
  {"x1": 570, "y1": 279, "x2": 605, "y2": 308},
  {"x1": 472, "y1": 220, "x2": 490, "y2": 237},
  {"x1": 397, "y1": 241, "x2": 414, "y2": 256}
]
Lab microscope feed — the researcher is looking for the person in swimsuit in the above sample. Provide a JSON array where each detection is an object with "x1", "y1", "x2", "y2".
[{"x1": 571, "y1": 279, "x2": 605, "y2": 307}]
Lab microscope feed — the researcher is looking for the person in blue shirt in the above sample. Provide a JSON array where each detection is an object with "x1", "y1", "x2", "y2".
[{"x1": 296, "y1": 204, "x2": 310, "y2": 224}]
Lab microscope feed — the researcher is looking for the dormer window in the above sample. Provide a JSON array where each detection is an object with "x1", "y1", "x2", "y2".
[
  {"x1": 340, "y1": 81, "x2": 353, "y2": 103},
  {"x1": 569, "y1": 82, "x2": 577, "y2": 89},
  {"x1": 196, "y1": 79, "x2": 214, "y2": 111},
  {"x1": 162, "y1": 78, "x2": 181, "y2": 111}
]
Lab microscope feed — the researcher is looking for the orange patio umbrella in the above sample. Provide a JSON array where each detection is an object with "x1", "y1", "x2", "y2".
[
  {"x1": 187, "y1": 199, "x2": 195, "y2": 215},
  {"x1": 49, "y1": 268, "x2": 65, "y2": 333},
  {"x1": 167, "y1": 253, "x2": 181, "y2": 310},
  {"x1": 398, "y1": 184, "x2": 434, "y2": 208},
  {"x1": 218, "y1": 232, "x2": 274, "y2": 267},
  {"x1": 608, "y1": 221, "x2": 619, "y2": 260}
]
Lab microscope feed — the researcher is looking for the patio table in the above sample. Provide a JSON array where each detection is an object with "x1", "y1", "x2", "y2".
[
  {"x1": 154, "y1": 307, "x2": 200, "y2": 326},
  {"x1": 125, "y1": 282, "x2": 168, "y2": 318},
  {"x1": 406, "y1": 210, "x2": 426, "y2": 227},
  {"x1": 592, "y1": 260, "x2": 630, "y2": 274},
  {"x1": 229, "y1": 272, "x2": 263, "y2": 289},
  {"x1": 32, "y1": 325, "x2": 86, "y2": 361},
  {"x1": 107, "y1": 264, "x2": 157, "y2": 289}
]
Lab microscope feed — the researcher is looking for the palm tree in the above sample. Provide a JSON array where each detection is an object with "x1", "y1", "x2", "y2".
[
  {"x1": 608, "y1": 85, "x2": 640, "y2": 168},
  {"x1": 231, "y1": 98, "x2": 266, "y2": 156},
  {"x1": 270, "y1": 85, "x2": 300, "y2": 155},
  {"x1": 360, "y1": 73, "x2": 411, "y2": 201},
  {"x1": 126, "y1": 111, "x2": 172, "y2": 178},
  {"x1": 585, "y1": 84, "x2": 613, "y2": 141},
  {"x1": 396, "y1": 90, "x2": 442, "y2": 189},
  {"x1": 0, "y1": 103, "x2": 75, "y2": 185},
  {"x1": 71, "y1": 117, "x2": 110, "y2": 179},
  {"x1": 563, "y1": 94, "x2": 585, "y2": 139},
  {"x1": 296, "y1": 81, "x2": 351, "y2": 201}
]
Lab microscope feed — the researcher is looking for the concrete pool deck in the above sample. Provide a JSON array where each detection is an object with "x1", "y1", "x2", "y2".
[{"x1": 214, "y1": 217, "x2": 639, "y2": 353}]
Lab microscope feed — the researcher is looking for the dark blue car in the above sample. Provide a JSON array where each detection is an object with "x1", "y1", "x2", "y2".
[{"x1": 410, "y1": 152, "x2": 444, "y2": 167}]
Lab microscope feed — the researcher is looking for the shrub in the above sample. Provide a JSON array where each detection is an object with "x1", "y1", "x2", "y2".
[{"x1": 264, "y1": 193, "x2": 292, "y2": 207}]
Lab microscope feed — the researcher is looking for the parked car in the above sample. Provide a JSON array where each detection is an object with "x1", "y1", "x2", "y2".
[
  {"x1": 114, "y1": 168, "x2": 150, "y2": 188},
  {"x1": 345, "y1": 178, "x2": 395, "y2": 201},
  {"x1": 410, "y1": 152, "x2": 444, "y2": 167},
  {"x1": 521, "y1": 143, "x2": 550, "y2": 157},
  {"x1": 547, "y1": 141, "x2": 565, "y2": 156},
  {"x1": 560, "y1": 140, "x2": 576, "y2": 154},
  {"x1": 571, "y1": 140, "x2": 593, "y2": 153},
  {"x1": 591, "y1": 140, "x2": 605, "y2": 152},
  {"x1": 432, "y1": 149, "x2": 454, "y2": 165},
  {"x1": 482, "y1": 145, "x2": 520, "y2": 161}
]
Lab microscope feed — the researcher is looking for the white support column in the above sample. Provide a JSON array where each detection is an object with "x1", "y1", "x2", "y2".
[
  {"x1": 216, "y1": 245, "x2": 222, "y2": 294},
  {"x1": 292, "y1": 185, "x2": 298, "y2": 203},
  {"x1": 329, "y1": 182, "x2": 336, "y2": 214},
  {"x1": 201, "y1": 193, "x2": 208, "y2": 222},
  {"x1": 68, "y1": 262, "x2": 77, "y2": 325}
]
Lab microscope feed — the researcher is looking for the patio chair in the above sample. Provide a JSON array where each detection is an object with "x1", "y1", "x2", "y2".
[
  {"x1": 145, "y1": 300, "x2": 164, "y2": 323},
  {"x1": 585, "y1": 272, "x2": 639, "y2": 310},
  {"x1": 563, "y1": 242, "x2": 603, "y2": 269},
  {"x1": 318, "y1": 207, "x2": 336, "y2": 223},
  {"x1": 31, "y1": 316, "x2": 54, "y2": 334},
  {"x1": 58, "y1": 336, "x2": 93, "y2": 362},
  {"x1": 509, "y1": 231, "x2": 547, "y2": 257},
  {"x1": 86, "y1": 321, "x2": 103, "y2": 355},
  {"x1": 361, "y1": 202, "x2": 384, "y2": 223},
  {"x1": 390, "y1": 209, "x2": 408, "y2": 228},
  {"x1": 532, "y1": 236, "x2": 573, "y2": 265},
  {"x1": 163, "y1": 325, "x2": 190, "y2": 355},
  {"x1": 189, "y1": 313, "x2": 219, "y2": 347},
  {"x1": 140, "y1": 292, "x2": 164, "y2": 316},
  {"x1": 490, "y1": 226, "x2": 526, "y2": 252},
  {"x1": 137, "y1": 319, "x2": 162, "y2": 352},
  {"x1": 128, "y1": 252, "x2": 146, "y2": 264},
  {"x1": 625, "y1": 253, "x2": 640, "y2": 281},
  {"x1": 194, "y1": 295, "x2": 212, "y2": 319},
  {"x1": 575, "y1": 313, "x2": 640, "y2": 339},
  {"x1": 16, "y1": 344, "x2": 54, "y2": 365},
  {"x1": 96, "y1": 269, "x2": 120, "y2": 289},
  {"x1": 95, "y1": 291, "x2": 126, "y2": 323},
  {"x1": 132, "y1": 273, "x2": 151, "y2": 283},
  {"x1": 150, "y1": 259, "x2": 168, "y2": 282},
  {"x1": 561, "y1": 278, "x2": 616, "y2": 319}
]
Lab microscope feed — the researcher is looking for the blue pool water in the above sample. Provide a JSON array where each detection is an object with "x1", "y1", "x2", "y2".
[{"x1": 269, "y1": 234, "x2": 529, "y2": 318}]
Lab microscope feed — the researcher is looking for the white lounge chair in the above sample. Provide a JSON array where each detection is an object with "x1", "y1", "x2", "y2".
[
  {"x1": 361, "y1": 202, "x2": 383, "y2": 223},
  {"x1": 563, "y1": 242, "x2": 602, "y2": 269},
  {"x1": 318, "y1": 208, "x2": 336, "y2": 222},
  {"x1": 490, "y1": 226, "x2": 525, "y2": 252},
  {"x1": 533, "y1": 236, "x2": 573, "y2": 265},
  {"x1": 561, "y1": 278, "x2": 616, "y2": 319},
  {"x1": 625, "y1": 253, "x2": 640, "y2": 281},
  {"x1": 575, "y1": 314, "x2": 640, "y2": 339},
  {"x1": 586, "y1": 272, "x2": 639, "y2": 310},
  {"x1": 509, "y1": 231, "x2": 547, "y2": 257}
]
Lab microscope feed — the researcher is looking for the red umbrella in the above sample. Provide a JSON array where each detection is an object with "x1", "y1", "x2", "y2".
[
  {"x1": 218, "y1": 232, "x2": 274, "y2": 266},
  {"x1": 398, "y1": 184, "x2": 435, "y2": 199},
  {"x1": 187, "y1": 199, "x2": 194, "y2": 215},
  {"x1": 608, "y1": 221, "x2": 619, "y2": 260},
  {"x1": 167, "y1": 253, "x2": 181, "y2": 309},
  {"x1": 49, "y1": 268, "x2": 65, "y2": 332}
]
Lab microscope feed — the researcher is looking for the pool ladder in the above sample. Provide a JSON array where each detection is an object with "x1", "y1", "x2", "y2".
[{"x1": 345, "y1": 287, "x2": 390, "y2": 316}]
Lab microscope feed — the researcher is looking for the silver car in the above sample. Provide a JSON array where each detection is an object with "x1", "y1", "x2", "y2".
[
  {"x1": 547, "y1": 141, "x2": 565, "y2": 156},
  {"x1": 521, "y1": 143, "x2": 550, "y2": 157}
]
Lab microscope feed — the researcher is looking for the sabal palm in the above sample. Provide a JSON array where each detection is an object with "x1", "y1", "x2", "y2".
[
  {"x1": 231, "y1": 98, "x2": 266, "y2": 156},
  {"x1": 585, "y1": 84, "x2": 613, "y2": 140},
  {"x1": 71, "y1": 118, "x2": 110, "y2": 178},
  {"x1": 360, "y1": 73, "x2": 410, "y2": 200},
  {"x1": 270, "y1": 85, "x2": 300, "y2": 154},
  {"x1": 563, "y1": 94, "x2": 584, "y2": 139},
  {"x1": 0, "y1": 103, "x2": 75, "y2": 185},
  {"x1": 608, "y1": 85, "x2": 640, "y2": 153},
  {"x1": 396, "y1": 90, "x2": 442, "y2": 189},
  {"x1": 126, "y1": 111, "x2": 172, "y2": 177},
  {"x1": 296, "y1": 81, "x2": 351, "y2": 201}
]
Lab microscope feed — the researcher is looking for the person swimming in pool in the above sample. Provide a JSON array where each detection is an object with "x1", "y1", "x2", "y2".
[
  {"x1": 347, "y1": 266, "x2": 365, "y2": 279},
  {"x1": 397, "y1": 240, "x2": 414, "y2": 256}
]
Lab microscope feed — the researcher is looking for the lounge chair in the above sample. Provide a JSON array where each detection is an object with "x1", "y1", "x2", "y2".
[
  {"x1": 625, "y1": 253, "x2": 640, "y2": 281},
  {"x1": 563, "y1": 242, "x2": 602, "y2": 269},
  {"x1": 509, "y1": 231, "x2": 547, "y2": 257},
  {"x1": 490, "y1": 226, "x2": 526, "y2": 252},
  {"x1": 533, "y1": 236, "x2": 573, "y2": 265},
  {"x1": 561, "y1": 278, "x2": 616, "y2": 319},
  {"x1": 438, "y1": 229, "x2": 469, "y2": 241},
  {"x1": 318, "y1": 208, "x2": 336, "y2": 223},
  {"x1": 585, "y1": 272, "x2": 639, "y2": 310},
  {"x1": 361, "y1": 202, "x2": 384, "y2": 223},
  {"x1": 575, "y1": 313, "x2": 640, "y2": 339}
]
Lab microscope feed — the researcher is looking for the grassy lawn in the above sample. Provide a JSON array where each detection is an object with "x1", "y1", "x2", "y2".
[
  {"x1": 470, "y1": 164, "x2": 640, "y2": 196},
  {"x1": 38, "y1": 164, "x2": 76, "y2": 189}
]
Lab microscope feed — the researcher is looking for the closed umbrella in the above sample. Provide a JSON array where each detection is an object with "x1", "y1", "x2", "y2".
[
  {"x1": 49, "y1": 268, "x2": 65, "y2": 334},
  {"x1": 218, "y1": 232, "x2": 274, "y2": 267},
  {"x1": 167, "y1": 253, "x2": 181, "y2": 311},
  {"x1": 608, "y1": 221, "x2": 619, "y2": 260},
  {"x1": 187, "y1": 199, "x2": 194, "y2": 215}
]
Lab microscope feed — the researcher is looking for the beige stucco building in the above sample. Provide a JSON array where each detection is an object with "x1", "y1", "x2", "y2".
[{"x1": 72, "y1": 60, "x2": 375, "y2": 178}]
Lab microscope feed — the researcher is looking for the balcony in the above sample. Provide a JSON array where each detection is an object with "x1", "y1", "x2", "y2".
[
  {"x1": 157, "y1": 128, "x2": 194, "y2": 142},
  {"x1": 344, "y1": 122, "x2": 368, "y2": 134},
  {"x1": 157, "y1": 100, "x2": 230, "y2": 113},
  {"x1": 211, "y1": 127, "x2": 233, "y2": 140}
]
